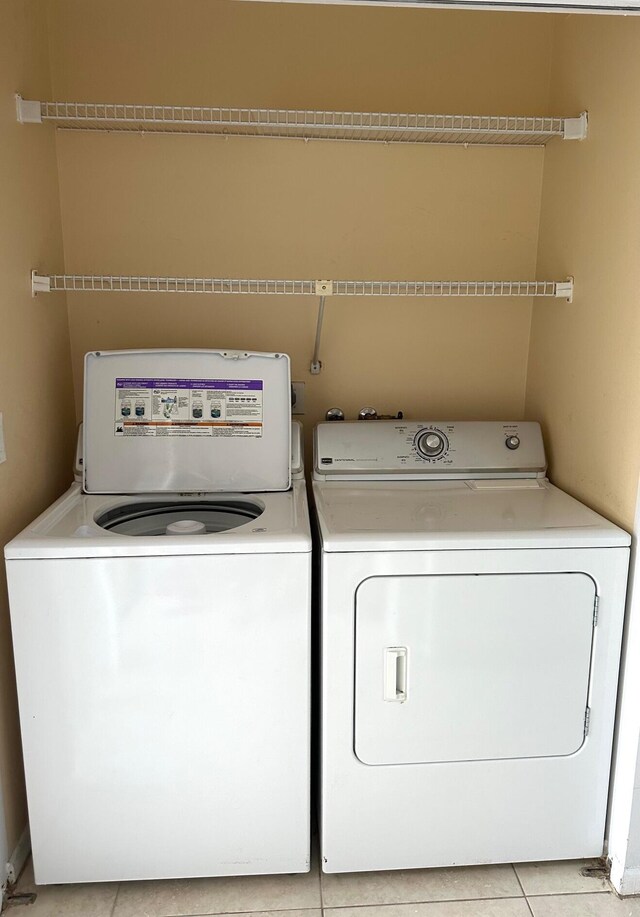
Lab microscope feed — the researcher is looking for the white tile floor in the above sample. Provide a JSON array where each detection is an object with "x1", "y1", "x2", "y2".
[{"x1": 5, "y1": 856, "x2": 639, "y2": 917}]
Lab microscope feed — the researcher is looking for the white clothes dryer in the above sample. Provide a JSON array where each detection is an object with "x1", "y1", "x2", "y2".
[
  {"x1": 5, "y1": 349, "x2": 311, "y2": 884},
  {"x1": 312, "y1": 420, "x2": 630, "y2": 874}
]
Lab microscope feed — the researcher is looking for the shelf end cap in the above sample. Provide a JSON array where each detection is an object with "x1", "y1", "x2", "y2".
[
  {"x1": 555, "y1": 277, "x2": 574, "y2": 303},
  {"x1": 563, "y1": 111, "x2": 588, "y2": 141},
  {"x1": 16, "y1": 95, "x2": 42, "y2": 124},
  {"x1": 31, "y1": 271, "x2": 51, "y2": 297}
]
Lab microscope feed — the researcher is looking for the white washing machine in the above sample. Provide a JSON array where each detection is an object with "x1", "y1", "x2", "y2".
[
  {"x1": 312, "y1": 420, "x2": 630, "y2": 873},
  {"x1": 4, "y1": 349, "x2": 311, "y2": 885}
]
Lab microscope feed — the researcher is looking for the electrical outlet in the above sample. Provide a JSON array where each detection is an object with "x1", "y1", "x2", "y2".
[{"x1": 291, "y1": 382, "x2": 305, "y2": 415}]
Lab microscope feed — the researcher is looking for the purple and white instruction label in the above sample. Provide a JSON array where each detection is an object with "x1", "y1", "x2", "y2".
[{"x1": 114, "y1": 378, "x2": 263, "y2": 437}]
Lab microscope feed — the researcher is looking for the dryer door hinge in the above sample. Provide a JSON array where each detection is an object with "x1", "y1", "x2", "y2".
[
  {"x1": 593, "y1": 595, "x2": 600, "y2": 627},
  {"x1": 584, "y1": 706, "x2": 591, "y2": 737}
]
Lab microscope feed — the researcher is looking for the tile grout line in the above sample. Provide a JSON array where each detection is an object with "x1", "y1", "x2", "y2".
[
  {"x1": 124, "y1": 896, "x2": 537, "y2": 917},
  {"x1": 320, "y1": 896, "x2": 539, "y2": 911},
  {"x1": 111, "y1": 908, "x2": 320, "y2": 917},
  {"x1": 320, "y1": 891, "x2": 615, "y2": 910},
  {"x1": 525, "y1": 888, "x2": 612, "y2": 898},
  {"x1": 109, "y1": 881, "x2": 122, "y2": 917},
  {"x1": 127, "y1": 908, "x2": 323, "y2": 917},
  {"x1": 511, "y1": 863, "x2": 536, "y2": 917},
  {"x1": 526, "y1": 890, "x2": 613, "y2": 899},
  {"x1": 109, "y1": 901, "x2": 324, "y2": 917}
]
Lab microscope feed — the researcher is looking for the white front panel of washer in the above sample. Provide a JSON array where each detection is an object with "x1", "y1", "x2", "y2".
[
  {"x1": 84, "y1": 350, "x2": 291, "y2": 493},
  {"x1": 355, "y1": 573, "x2": 595, "y2": 765}
]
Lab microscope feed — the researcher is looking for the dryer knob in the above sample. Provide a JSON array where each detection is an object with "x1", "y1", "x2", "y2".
[
  {"x1": 416, "y1": 430, "x2": 446, "y2": 458},
  {"x1": 506, "y1": 435, "x2": 521, "y2": 450}
]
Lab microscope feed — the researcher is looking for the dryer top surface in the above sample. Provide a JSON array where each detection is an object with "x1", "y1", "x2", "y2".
[{"x1": 312, "y1": 479, "x2": 630, "y2": 551}]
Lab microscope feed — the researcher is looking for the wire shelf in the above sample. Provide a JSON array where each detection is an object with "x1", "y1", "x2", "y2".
[
  {"x1": 17, "y1": 98, "x2": 588, "y2": 146},
  {"x1": 35, "y1": 274, "x2": 572, "y2": 299},
  {"x1": 33, "y1": 272, "x2": 573, "y2": 378},
  {"x1": 330, "y1": 280, "x2": 561, "y2": 296},
  {"x1": 48, "y1": 275, "x2": 316, "y2": 295}
]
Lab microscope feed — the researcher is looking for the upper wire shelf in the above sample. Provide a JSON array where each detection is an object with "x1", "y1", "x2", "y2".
[{"x1": 16, "y1": 97, "x2": 588, "y2": 146}]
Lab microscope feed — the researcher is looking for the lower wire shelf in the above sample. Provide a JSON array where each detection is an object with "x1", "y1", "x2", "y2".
[
  {"x1": 32, "y1": 271, "x2": 574, "y2": 376},
  {"x1": 31, "y1": 272, "x2": 574, "y2": 300}
]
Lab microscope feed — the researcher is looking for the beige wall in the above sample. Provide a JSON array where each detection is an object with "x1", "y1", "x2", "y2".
[
  {"x1": 525, "y1": 17, "x2": 640, "y2": 531},
  {"x1": 0, "y1": 1, "x2": 76, "y2": 851},
  {"x1": 46, "y1": 0, "x2": 555, "y2": 429}
]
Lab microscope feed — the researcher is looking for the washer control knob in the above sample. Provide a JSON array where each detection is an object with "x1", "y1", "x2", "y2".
[
  {"x1": 506, "y1": 435, "x2": 521, "y2": 450},
  {"x1": 325, "y1": 407, "x2": 345, "y2": 422},
  {"x1": 416, "y1": 430, "x2": 446, "y2": 458},
  {"x1": 358, "y1": 406, "x2": 378, "y2": 421}
]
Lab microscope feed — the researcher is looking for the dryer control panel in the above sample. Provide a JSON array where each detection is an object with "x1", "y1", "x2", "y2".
[{"x1": 313, "y1": 421, "x2": 546, "y2": 480}]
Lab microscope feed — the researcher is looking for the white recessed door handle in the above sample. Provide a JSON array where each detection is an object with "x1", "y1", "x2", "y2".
[{"x1": 384, "y1": 646, "x2": 407, "y2": 702}]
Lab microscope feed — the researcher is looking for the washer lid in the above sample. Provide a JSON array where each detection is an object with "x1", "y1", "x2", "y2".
[{"x1": 83, "y1": 349, "x2": 291, "y2": 494}]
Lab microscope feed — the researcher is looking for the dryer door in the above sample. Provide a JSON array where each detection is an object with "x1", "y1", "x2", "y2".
[{"x1": 354, "y1": 572, "x2": 596, "y2": 765}]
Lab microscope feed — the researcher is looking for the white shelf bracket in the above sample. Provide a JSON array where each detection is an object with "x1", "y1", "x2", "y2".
[
  {"x1": 310, "y1": 284, "x2": 332, "y2": 374},
  {"x1": 555, "y1": 277, "x2": 574, "y2": 302},
  {"x1": 563, "y1": 111, "x2": 588, "y2": 141},
  {"x1": 31, "y1": 270, "x2": 51, "y2": 297},
  {"x1": 315, "y1": 280, "x2": 333, "y2": 297},
  {"x1": 16, "y1": 95, "x2": 42, "y2": 124}
]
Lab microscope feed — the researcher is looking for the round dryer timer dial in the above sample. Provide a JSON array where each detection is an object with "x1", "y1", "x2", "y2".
[{"x1": 415, "y1": 428, "x2": 448, "y2": 459}]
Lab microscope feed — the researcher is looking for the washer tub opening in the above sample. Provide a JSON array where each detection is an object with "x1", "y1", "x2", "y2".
[{"x1": 95, "y1": 499, "x2": 264, "y2": 536}]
